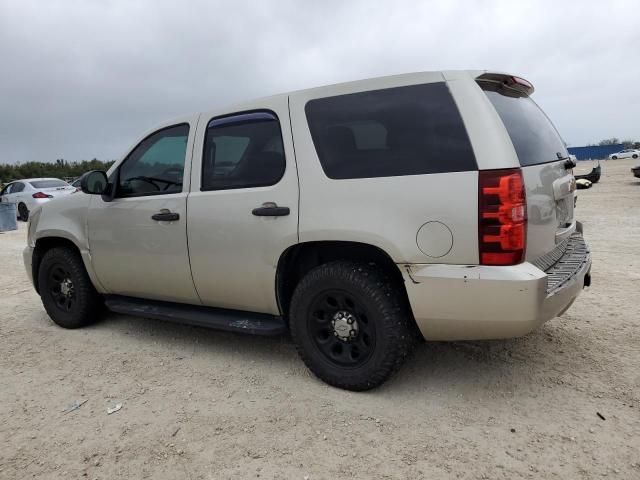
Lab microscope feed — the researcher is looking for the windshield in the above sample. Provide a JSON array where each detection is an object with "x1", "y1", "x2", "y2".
[
  {"x1": 30, "y1": 179, "x2": 69, "y2": 188},
  {"x1": 481, "y1": 83, "x2": 568, "y2": 167}
]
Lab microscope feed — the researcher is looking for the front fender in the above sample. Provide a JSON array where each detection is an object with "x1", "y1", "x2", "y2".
[{"x1": 32, "y1": 194, "x2": 107, "y2": 293}]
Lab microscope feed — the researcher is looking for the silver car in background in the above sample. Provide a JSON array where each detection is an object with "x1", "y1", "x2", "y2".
[{"x1": 0, "y1": 178, "x2": 75, "y2": 221}]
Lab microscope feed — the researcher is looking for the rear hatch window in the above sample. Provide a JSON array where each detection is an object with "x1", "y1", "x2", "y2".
[
  {"x1": 481, "y1": 83, "x2": 568, "y2": 166},
  {"x1": 30, "y1": 180, "x2": 69, "y2": 189}
]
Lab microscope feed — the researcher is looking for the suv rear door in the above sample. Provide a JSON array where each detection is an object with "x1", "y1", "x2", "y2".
[
  {"x1": 187, "y1": 96, "x2": 299, "y2": 314},
  {"x1": 476, "y1": 74, "x2": 575, "y2": 260}
]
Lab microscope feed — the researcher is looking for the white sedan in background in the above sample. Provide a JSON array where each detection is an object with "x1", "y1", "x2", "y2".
[
  {"x1": 0, "y1": 178, "x2": 75, "y2": 221},
  {"x1": 609, "y1": 149, "x2": 639, "y2": 160}
]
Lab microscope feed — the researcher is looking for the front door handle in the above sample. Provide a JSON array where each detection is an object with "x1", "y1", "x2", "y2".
[
  {"x1": 252, "y1": 202, "x2": 290, "y2": 217},
  {"x1": 152, "y1": 210, "x2": 180, "y2": 221}
]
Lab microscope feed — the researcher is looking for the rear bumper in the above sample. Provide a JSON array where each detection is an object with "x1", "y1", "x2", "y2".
[{"x1": 401, "y1": 233, "x2": 591, "y2": 341}]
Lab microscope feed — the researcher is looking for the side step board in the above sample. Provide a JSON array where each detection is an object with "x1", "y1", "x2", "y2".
[{"x1": 104, "y1": 295, "x2": 287, "y2": 336}]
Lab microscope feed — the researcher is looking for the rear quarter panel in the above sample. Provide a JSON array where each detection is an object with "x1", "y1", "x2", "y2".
[{"x1": 289, "y1": 72, "x2": 479, "y2": 264}]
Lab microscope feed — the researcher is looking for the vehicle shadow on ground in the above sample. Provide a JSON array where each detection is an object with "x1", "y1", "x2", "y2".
[
  {"x1": 82, "y1": 311, "x2": 597, "y2": 396},
  {"x1": 385, "y1": 319, "x2": 601, "y2": 395}
]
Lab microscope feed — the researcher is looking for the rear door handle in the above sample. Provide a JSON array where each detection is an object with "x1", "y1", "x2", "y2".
[
  {"x1": 252, "y1": 202, "x2": 290, "y2": 217},
  {"x1": 151, "y1": 210, "x2": 180, "y2": 221}
]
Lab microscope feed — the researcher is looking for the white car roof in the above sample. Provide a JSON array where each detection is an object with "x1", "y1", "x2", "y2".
[{"x1": 16, "y1": 178, "x2": 66, "y2": 183}]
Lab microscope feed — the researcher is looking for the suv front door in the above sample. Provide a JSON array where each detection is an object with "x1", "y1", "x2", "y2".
[
  {"x1": 187, "y1": 99, "x2": 299, "y2": 314},
  {"x1": 87, "y1": 116, "x2": 201, "y2": 304}
]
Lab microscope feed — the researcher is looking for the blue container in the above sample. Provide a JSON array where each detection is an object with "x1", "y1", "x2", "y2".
[
  {"x1": 0, "y1": 203, "x2": 18, "y2": 232},
  {"x1": 567, "y1": 144, "x2": 624, "y2": 160}
]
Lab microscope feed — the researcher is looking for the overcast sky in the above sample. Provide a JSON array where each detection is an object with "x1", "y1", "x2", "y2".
[{"x1": 1, "y1": 0, "x2": 638, "y2": 164}]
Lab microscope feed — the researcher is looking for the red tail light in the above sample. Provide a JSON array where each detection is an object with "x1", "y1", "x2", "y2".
[
  {"x1": 479, "y1": 168, "x2": 527, "y2": 266},
  {"x1": 32, "y1": 192, "x2": 53, "y2": 199}
]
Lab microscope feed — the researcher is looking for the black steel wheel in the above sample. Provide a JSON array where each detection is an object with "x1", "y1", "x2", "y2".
[
  {"x1": 47, "y1": 264, "x2": 76, "y2": 312},
  {"x1": 290, "y1": 261, "x2": 417, "y2": 391},
  {"x1": 38, "y1": 246, "x2": 103, "y2": 328},
  {"x1": 18, "y1": 203, "x2": 29, "y2": 221},
  {"x1": 307, "y1": 289, "x2": 376, "y2": 368}
]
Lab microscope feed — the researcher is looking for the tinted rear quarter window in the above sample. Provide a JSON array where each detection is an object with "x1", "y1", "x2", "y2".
[
  {"x1": 481, "y1": 83, "x2": 568, "y2": 167},
  {"x1": 305, "y1": 82, "x2": 477, "y2": 180}
]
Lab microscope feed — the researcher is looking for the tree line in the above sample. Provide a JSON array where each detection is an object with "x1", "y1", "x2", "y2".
[
  {"x1": 0, "y1": 159, "x2": 115, "y2": 184},
  {"x1": 593, "y1": 138, "x2": 640, "y2": 149}
]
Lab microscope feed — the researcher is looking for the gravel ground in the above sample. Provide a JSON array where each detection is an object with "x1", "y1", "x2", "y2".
[{"x1": 1, "y1": 159, "x2": 639, "y2": 479}]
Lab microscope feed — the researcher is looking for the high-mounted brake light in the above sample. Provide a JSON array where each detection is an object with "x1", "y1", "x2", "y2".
[
  {"x1": 511, "y1": 76, "x2": 533, "y2": 91},
  {"x1": 476, "y1": 73, "x2": 535, "y2": 95},
  {"x1": 479, "y1": 168, "x2": 527, "y2": 266},
  {"x1": 32, "y1": 192, "x2": 53, "y2": 199}
]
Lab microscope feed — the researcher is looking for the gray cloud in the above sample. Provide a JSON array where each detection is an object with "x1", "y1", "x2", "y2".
[{"x1": 1, "y1": 0, "x2": 638, "y2": 164}]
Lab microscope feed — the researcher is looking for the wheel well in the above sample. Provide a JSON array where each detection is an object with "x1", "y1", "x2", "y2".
[
  {"x1": 32, "y1": 237, "x2": 81, "y2": 293},
  {"x1": 276, "y1": 241, "x2": 408, "y2": 318}
]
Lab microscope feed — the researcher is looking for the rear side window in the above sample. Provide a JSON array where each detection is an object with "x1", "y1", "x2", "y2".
[
  {"x1": 305, "y1": 82, "x2": 476, "y2": 179},
  {"x1": 30, "y1": 180, "x2": 68, "y2": 188},
  {"x1": 10, "y1": 182, "x2": 25, "y2": 192},
  {"x1": 201, "y1": 111, "x2": 285, "y2": 191},
  {"x1": 481, "y1": 83, "x2": 568, "y2": 167}
]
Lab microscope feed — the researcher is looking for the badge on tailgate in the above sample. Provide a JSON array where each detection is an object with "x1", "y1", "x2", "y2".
[{"x1": 553, "y1": 174, "x2": 576, "y2": 199}]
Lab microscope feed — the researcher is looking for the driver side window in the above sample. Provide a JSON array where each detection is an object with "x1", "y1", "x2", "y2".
[{"x1": 117, "y1": 124, "x2": 190, "y2": 197}]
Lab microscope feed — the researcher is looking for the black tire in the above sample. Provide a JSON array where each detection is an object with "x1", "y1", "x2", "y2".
[
  {"x1": 612, "y1": 156, "x2": 618, "y2": 160},
  {"x1": 38, "y1": 247, "x2": 103, "y2": 328},
  {"x1": 289, "y1": 261, "x2": 416, "y2": 391},
  {"x1": 18, "y1": 203, "x2": 29, "y2": 221},
  {"x1": 633, "y1": 154, "x2": 638, "y2": 159}
]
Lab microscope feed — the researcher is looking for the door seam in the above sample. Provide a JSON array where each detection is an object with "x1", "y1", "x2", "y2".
[{"x1": 185, "y1": 113, "x2": 204, "y2": 305}]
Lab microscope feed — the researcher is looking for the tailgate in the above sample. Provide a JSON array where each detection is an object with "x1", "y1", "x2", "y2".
[
  {"x1": 478, "y1": 74, "x2": 576, "y2": 261},
  {"x1": 521, "y1": 161, "x2": 575, "y2": 259}
]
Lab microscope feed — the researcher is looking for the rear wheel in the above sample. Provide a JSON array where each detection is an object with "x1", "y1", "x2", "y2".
[
  {"x1": 289, "y1": 261, "x2": 416, "y2": 391},
  {"x1": 633, "y1": 154, "x2": 638, "y2": 159},
  {"x1": 38, "y1": 247, "x2": 103, "y2": 328},
  {"x1": 18, "y1": 203, "x2": 29, "y2": 221}
]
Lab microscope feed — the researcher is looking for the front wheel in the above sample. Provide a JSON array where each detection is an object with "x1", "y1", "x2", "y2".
[
  {"x1": 38, "y1": 247, "x2": 103, "y2": 328},
  {"x1": 289, "y1": 261, "x2": 417, "y2": 391},
  {"x1": 633, "y1": 154, "x2": 638, "y2": 159},
  {"x1": 611, "y1": 155, "x2": 618, "y2": 160}
]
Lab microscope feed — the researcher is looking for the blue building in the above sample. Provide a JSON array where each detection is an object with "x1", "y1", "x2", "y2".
[{"x1": 567, "y1": 144, "x2": 623, "y2": 160}]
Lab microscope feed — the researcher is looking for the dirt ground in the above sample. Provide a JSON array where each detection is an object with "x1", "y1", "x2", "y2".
[{"x1": 1, "y1": 159, "x2": 639, "y2": 480}]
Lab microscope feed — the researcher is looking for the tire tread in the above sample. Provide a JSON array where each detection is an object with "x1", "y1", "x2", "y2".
[
  {"x1": 289, "y1": 261, "x2": 416, "y2": 391},
  {"x1": 38, "y1": 247, "x2": 102, "y2": 329}
]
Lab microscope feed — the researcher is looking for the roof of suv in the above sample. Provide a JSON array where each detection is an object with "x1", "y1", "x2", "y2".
[
  {"x1": 213, "y1": 69, "x2": 488, "y2": 114},
  {"x1": 156, "y1": 70, "x2": 496, "y2": 130}
]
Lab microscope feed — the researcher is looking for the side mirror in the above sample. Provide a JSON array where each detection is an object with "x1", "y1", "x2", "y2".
[{"x1": 81, "y1": 170, "x2": 108, "y2": 195}]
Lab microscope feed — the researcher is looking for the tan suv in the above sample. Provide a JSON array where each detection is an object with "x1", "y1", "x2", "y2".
[{"x1": 23, "y1": 70, "x2": 591, "y2": 390}]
